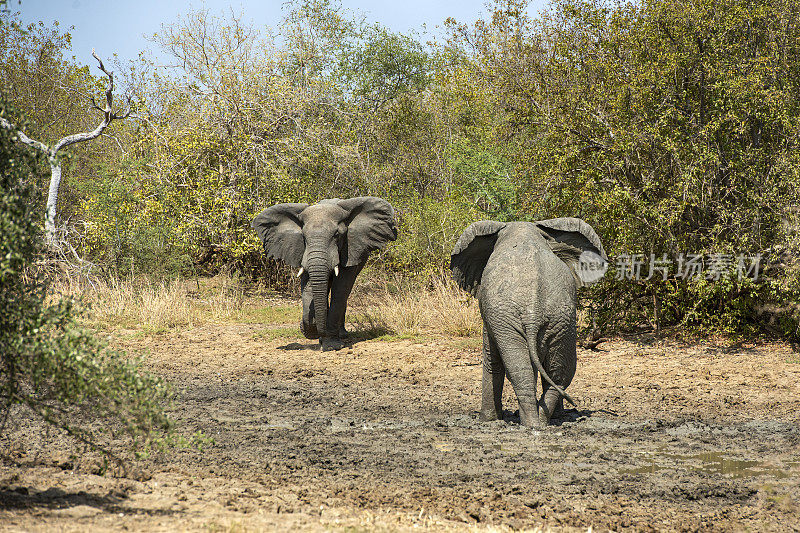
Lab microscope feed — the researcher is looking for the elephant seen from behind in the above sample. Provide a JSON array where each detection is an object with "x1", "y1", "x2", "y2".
[
  {"x1": 450, "y1": 218, "x2": 607, "y2": 428},
  {"x1": 252, "y1": 197, "x2": 397, "y2": 351}
]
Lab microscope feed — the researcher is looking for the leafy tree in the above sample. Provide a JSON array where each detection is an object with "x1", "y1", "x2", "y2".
[
  {"x1": 103, "y1": 5, "x2": 371, "y2": 274},
  {"x1": 0, "y1": 13, "x2": 129, "y2": 243},
  {"x1": 14, "y1": 0, "x2": 796, "y2": 338},
  {"x1": 338, "y1": 26, "x2": 431, "y2": 109},
  {"x1": 445, "y1": 0, "x2": 800, "y2": 336},
  {"x1": 0, "y1": 51, "x2": 131, "y2": 243},
  {"x1": 0, "y1": 17, "x2": 100, "y2": 144}
]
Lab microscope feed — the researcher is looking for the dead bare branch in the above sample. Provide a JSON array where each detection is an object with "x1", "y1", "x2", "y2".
[{"x1": 1, "y1": 50, "x2": 131, "y2": 244}]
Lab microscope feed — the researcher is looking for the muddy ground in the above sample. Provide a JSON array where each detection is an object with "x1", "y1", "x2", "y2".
[{"x1": 2, "y1": 297, "x2": 800, "y2": 531}]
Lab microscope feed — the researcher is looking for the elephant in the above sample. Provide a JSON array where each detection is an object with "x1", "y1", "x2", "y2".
[
  {"x1": 252, "y1": 197, "x2": 397, "y2": 351},
  {"x1": 450, "y1": 218, "x2": 607, "y2": 428}
]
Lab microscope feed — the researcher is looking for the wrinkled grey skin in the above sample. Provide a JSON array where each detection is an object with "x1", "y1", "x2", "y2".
[
  {"x1": 450, "y1": 218, "x2": 606, "y2": 428},
  {"x1": 252, "y1": 197, "x2": 397, "y2": 351}
]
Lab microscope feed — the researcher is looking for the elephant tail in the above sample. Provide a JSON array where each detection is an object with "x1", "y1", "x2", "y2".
[{"x1": 523, "y1": 325, "x2": 577, "y2": 408}]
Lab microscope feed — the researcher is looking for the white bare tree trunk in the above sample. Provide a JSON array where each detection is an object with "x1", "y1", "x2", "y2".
[
  {"x1": 45, "y1": 156, "x2": 62, "y2": 239},
  {"x1": 0, "y1": 50, "x2": 130, "y2": 245}
]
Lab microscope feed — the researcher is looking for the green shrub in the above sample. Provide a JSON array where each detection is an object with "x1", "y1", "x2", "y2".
[
  {"x1": 0, "y1": 101, "x2": 177, "y2": 461},
  {"x1": 79, "y1": 170, "x2": 192, "y2": 277},
  {"x1": 384, "y1": 193, "x2": 479, "y2": 278}
]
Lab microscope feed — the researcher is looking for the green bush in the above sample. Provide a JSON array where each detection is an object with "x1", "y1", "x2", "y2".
[
  {"x1": 10, "y1": 1, "x2": 800, "y2": 339},
  {"x1": 384, "y1": 193, "x2": 479, "y2": 278},
  {"x1": 79, "y1": 170, "x2": 192, "y2": 277},
  {"x1": 448, "y1": 0, "x2": 800, "y2": 338},
  {"x1": 0, "y1": 101, "x2": 177, "y2": 461}
]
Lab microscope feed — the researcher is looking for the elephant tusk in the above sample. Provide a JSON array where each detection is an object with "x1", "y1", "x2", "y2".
[
  {"x1": 297, "y1": 267, "x2": 304, "y2": 278},
  {"x1": 334, "y1": 265, "x2": 339, "y2": 276}
]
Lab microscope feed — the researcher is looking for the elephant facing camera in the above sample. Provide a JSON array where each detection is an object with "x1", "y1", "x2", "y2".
[{"x1": 252, "y1": 197, "x2": 397, "y2": 351}]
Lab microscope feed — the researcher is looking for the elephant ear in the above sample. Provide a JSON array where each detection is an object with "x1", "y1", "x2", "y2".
[
  {"x1": 251, "y1": 203, "x2": 309, "y2": 268},
  {"x1": 535, "y1": 217, "x2": 607, "y2": 286},
  {"x1": 336, "y1": 197, "x2": 398, "y2": 267},
  {"x1": 450, "y1": 220, "x2": 507, "y2": 296}
]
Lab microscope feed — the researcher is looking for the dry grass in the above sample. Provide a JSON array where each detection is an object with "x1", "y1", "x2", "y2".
[
  {"x1": 52, "y1": 273, "x2": 480, "y2": 339},
  {"x1": 349, "y1": 276, "x2": 481, "y2": 338},
  {"x1": 98, "y1": 278, "x2": 196, "y2": 329},
  {"x1": 53, "y1": 275, "x2": 250, "y2": 331}
]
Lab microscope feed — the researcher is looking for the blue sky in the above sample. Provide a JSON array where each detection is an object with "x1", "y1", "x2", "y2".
[{"x1": 11, "y1": 1, "x2": 548, "y2": 68}]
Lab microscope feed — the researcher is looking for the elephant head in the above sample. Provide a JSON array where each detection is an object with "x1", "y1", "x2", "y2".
[
  {"x1": 451, "y1": 217, "x2": 608, "y2": 296},
  {"x1": 252, "y1": 197, "x2": 397, "y2": 346}
]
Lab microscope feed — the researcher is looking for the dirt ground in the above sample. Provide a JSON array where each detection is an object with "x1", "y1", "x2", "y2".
[{"x1": 2, "y1": 297, "x2": 800, "y2": 531}]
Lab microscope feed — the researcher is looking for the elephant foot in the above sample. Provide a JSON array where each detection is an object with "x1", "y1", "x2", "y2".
[
  {"x1": 536, "y1": 403, "x2": 556, "y2": 428},
  {"x1": 301, "y1": 320, "x2": 320, "y2": 340},
  {"x1": 338, "y1": 326, "x2": 349, "y2": 339},
  {"x1": 320, "y1": 337, "x2": 346, "y2": 351},
  {"x1": 519, "y1": 401, "x2": 547, "y2": 428},
  {"x1": 479, "y1": 409, "x2": 501, "y2": 422},
  {"x1": 537, "y1": 389, "x2": 562, "y2": 426},
  {"x1": 537, "y1": 413, "x2": 551, "y2": 428}
]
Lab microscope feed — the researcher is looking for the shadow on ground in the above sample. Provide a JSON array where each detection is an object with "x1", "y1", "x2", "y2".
[
  {"x1": 0, "y1": 486, "x2": 119, "y2": 511},
  {"x1": 277, "y1": 325, "x2": 394, "y2": 351},
  {"x1": 497, "y1": 407, "x2": 619, "y2": 426}
]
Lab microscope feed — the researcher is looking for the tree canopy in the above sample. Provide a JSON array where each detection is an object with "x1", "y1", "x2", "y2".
[{"x1": 3, "y1": 0, "x2": 800, "y2": 337}]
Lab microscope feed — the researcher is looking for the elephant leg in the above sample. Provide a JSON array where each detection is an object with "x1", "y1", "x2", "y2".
[
  {"x1": 492, "y1": 327, "x2": 539, "y2": 428},
  {"x1": 537, "y1": 324, "x2": 577, "y2": 424},
  {"x1": 300, "y1": 276, "x2": 320, "y2": 339},
  {"x1": 538, "y1": 386, "x2": 562, "y2": 426},
  {"x1": 480, "y1": 326, "x2": 504, "y2": 422},
  {"x1": 552, "y1": 397, "x2": 564, "y2": 417},
  {"x1": 328, "y1": 263, "x2": 364, "y2": 340}
]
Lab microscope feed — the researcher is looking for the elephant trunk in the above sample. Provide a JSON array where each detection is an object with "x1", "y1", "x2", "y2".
[{"x1": 306, "y1": 250, "x2": 331, "y2": 338}]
